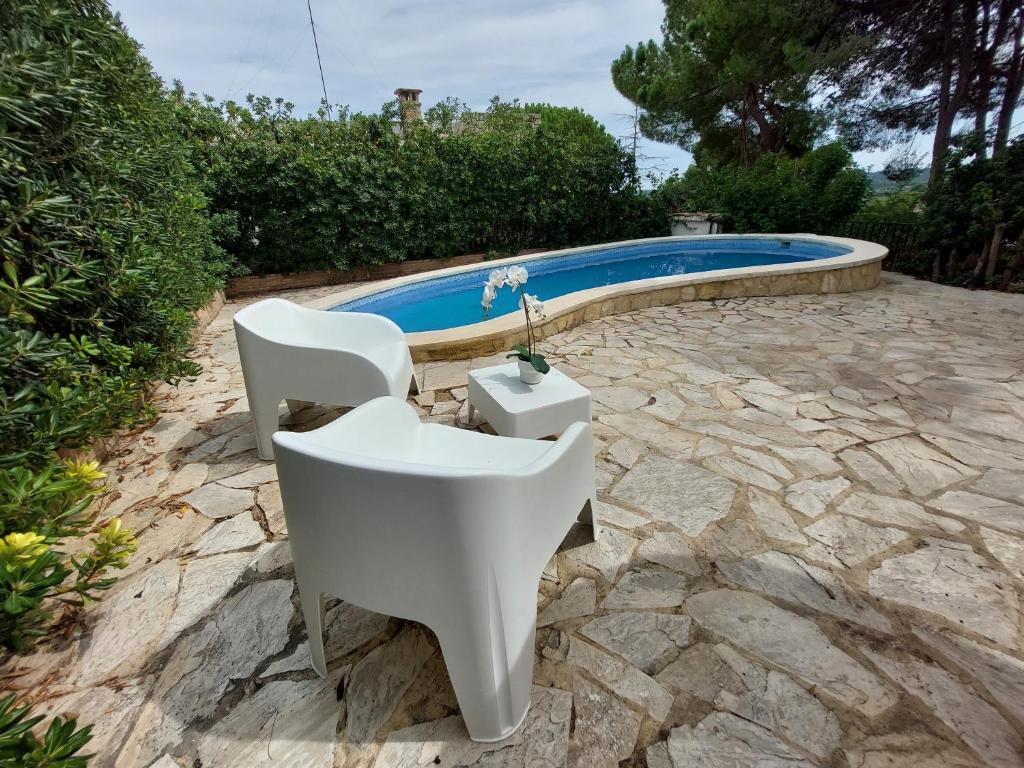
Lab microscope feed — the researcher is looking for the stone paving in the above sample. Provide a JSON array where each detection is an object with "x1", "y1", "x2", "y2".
[{"x1": 5, "y1": 273, "x2": 1024, "y2": 767}]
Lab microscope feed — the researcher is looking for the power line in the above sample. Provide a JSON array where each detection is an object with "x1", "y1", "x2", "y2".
[
  {"x1": 223, "y1": 0, "x2": 269, "y2": 101},
  {"x1": 306, "y1": 0, "x2": 331, "y2": 118}
]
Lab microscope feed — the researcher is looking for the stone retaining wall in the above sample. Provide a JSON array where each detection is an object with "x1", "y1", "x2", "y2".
[
  {"x1": 193, "y1": 290, "x2": 225, "y2": 337},
  {"x1": 224, "y1": 250, "x2": 547, "y2": 298}
]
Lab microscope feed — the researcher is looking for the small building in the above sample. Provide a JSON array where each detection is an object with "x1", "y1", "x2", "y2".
[
  {"x1": 394, "y1": 88, "x2": 423, "y2": 122},
  {"x1": 671, "y1": 212, "x2": 722, "y2": 236}
]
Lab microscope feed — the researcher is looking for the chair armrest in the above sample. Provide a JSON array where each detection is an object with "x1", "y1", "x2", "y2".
[{"x1": 516, "y1": 421, "x2": 594, "y2": 480}]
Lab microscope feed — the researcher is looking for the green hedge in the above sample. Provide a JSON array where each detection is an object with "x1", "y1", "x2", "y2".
[
  {"x1": 178, "y1": 95, "x2": 670, "y2": 276},
  {"x1": 0, "y1": 0, "x2": 225, "y2": 661},
  {"x1": 659, "y1": 143, "x2": 870, "y2": 234}
]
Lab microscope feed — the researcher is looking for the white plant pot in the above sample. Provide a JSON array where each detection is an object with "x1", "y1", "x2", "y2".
[{"x1": 518, "y1": 358, "x2": 544, "y2": 385}]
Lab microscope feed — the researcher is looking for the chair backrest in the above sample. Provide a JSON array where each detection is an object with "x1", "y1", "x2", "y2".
[
  {"x1": 271, "y1": 400, "x2": 583, "y2": 623},
  {"x1": 234, "y1": 297, "x2": 403, "y2": 351},
  {"x1": 233, "y1": 298, "x2": 321, "y2": 346}
]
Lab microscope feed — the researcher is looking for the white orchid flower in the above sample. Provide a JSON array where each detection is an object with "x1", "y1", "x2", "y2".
[
  {"x1": 519, "y1": 292, "x2": 544, "y2": 317},
  {"x1": 486, "y1": 268, "x2": 508, "y2": 289},
  {"x1": 506, "y1": 265, "x2": 529, "y2": 290},
  {"x1": 481, "y1": 282, "x2": 497, "y2": 312}
]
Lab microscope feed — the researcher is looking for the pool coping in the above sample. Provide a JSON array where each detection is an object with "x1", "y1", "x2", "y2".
[{"x1": 307, "y1": 234, "x2": 888, "y2": 361}]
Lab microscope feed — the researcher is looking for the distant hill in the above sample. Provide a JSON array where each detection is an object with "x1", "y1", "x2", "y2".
[{"x1": 868, "y1": 167, "x2": 929, "y2": 192}]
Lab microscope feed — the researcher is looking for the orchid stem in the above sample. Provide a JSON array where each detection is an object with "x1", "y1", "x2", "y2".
[{"x1": 521, "y1": 286, "x2": 534, "y2": 356}]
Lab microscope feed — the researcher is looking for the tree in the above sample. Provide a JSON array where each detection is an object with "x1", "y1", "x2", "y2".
[
  {"x1": 833, "y1": 0, "x2": 1022, "y2": 287},
  {"x1": 993, "y1": 12, "x2": 1024, "y2": 154},
  {"x1": 837, "y1": 0, "x2": 1023, "y2": 185},
  {"x1": 922, "y1": 136, "x2": 1024, "y2": 283},
  {"x1": 611, "y1": 0, "x2": 856, "y2": 166}
]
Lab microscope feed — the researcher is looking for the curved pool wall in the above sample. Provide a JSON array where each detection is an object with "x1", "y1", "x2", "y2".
[
  {"x1": 310, "y1": 235, "x2": 888, "y2": 362},
  {"x1": 330, "y1": 238, "x2": 850, "y2": 333}
]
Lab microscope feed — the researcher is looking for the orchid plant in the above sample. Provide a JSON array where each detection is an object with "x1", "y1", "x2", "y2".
[{"x1": 481, "y1": 265, "x2": 550, "y2": 375}]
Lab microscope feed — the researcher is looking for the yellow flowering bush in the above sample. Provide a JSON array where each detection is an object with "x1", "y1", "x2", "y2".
[
  {"x1": 68, "y1": 520, "x2": 138, "y2": 600},
  {"x1": 0, "y1": 533, "x2": 48, "y2": 568},
  {"x1": 61, "y1": 461, "x2": 107, "y2": 487},
  {"x1": 0, "y1": 519, "x2": 136, "y2": 649},
  {"x1": 0, "y1": 458, "x2": 137, "y2": 649}
]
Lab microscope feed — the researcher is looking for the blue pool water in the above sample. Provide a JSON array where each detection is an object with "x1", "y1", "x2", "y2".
[{"x1": 330, "y1": 237, "x2": 848, "y2": 333}]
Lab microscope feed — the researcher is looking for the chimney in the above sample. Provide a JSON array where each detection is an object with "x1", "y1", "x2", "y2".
[{"x1": 394, "y1": 88, "x2": 423, "y2": 122}]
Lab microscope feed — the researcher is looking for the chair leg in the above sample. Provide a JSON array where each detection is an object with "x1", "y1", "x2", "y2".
[
  {"x1": 251, "y1": 391, "x2": 282, "y2": 461},
  {"x1": 580, "y1": 496, "x2": 601, "y2": 542},
  {"x1": 433, "y1": 571, "x2": 536, "y2": 742},
  {"x1": 285, "y1": 399, "x2": 313, "y2": 415},
  {"x1": 297, "y1": 583, "x2": 328, "y2": 677}
]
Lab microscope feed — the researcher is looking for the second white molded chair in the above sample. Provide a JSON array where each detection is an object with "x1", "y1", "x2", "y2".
[
  {"x1": 272, "y1": 396, "x2": 598, "y2": 742},
  {"x1": 233, "y1": 297, "x2": 418, "y2": 459}
]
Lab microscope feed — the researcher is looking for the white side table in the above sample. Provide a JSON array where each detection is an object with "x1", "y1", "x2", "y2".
[{"x1": 467, "y1": 362, "x2": 592, "y2": 439}]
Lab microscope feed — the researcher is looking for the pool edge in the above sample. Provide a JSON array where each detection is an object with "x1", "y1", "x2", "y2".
[{"x1": 306, "y1": 234, "x2": 887, "y2": 362}]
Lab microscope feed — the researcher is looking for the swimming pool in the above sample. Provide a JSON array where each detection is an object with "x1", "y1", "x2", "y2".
[
  {"x1": 329, "y1": 237, "x2": 850, "y2": 333},
  {"x1": 311, "y1": 235, "x2": 887, "y2": 361}
]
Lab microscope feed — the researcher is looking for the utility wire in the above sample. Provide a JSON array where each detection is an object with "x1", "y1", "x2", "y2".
[
  {"x1": 306, "y1": 0, "x2": 331, "y2": 118},
  {"x1": 224, "y1": 0, "x2": 269, "y2": 101}
]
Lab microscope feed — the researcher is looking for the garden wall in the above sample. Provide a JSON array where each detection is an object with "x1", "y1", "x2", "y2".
[{"x1": 224, "y1": 250, "x2": 547, "y2": 298}]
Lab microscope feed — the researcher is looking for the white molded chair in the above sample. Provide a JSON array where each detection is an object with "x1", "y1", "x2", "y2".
[
  {"x1": 233, "y1": 298, "x2": 418, "y2": 459},
  {"x1": 272, "y1": 396, "x2": 599, "y2": 742}
]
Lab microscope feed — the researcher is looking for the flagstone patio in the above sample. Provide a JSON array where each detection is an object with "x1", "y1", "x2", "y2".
[{"x1": 6, "y1": 273, "x2": 1024, "y2": 767}]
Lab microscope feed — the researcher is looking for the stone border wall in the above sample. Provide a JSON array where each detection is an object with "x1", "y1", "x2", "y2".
[
  {"x1": 193, "y1": 290, "x2": 225, "y2": 338},
  {"x1": 410, "y1": 260, "x2": 882, "y2": 362},
  {"x1": 224, "y1": 250, "x2": 547, "y2": 298}
]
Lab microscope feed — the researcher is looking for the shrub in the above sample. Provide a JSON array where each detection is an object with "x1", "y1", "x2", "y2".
[
  {"x1": 662, "y1": 142, "x2": 870, "y2": 233},
  {"x1": 856, "y1": 189, "x2": 925, "y2": 225},
  {"x1": 177, "y1": 94, "x2": 671, "y2": 276},
  {"x1": 0, "y1": 463, "x2": 136, "y2": 649},
  {"x1": 920, "y1": 137, "x2": 1024, "y2": 286},
  {"x1": 0, "y1": 0, "x2": 224, "y2": 650},
  {"x1": 0, "y1": 693, "x2": 93, "y2": 767}
]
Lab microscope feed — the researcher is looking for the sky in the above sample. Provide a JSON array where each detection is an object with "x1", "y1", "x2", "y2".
[{"x1": 112, "y1": 0, "x2": 971, "y2": 179}]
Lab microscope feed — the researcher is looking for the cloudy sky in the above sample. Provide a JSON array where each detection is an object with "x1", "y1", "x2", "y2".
[{"x1": 113, "y1": 0, "x2": 932, "y2": 177}]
